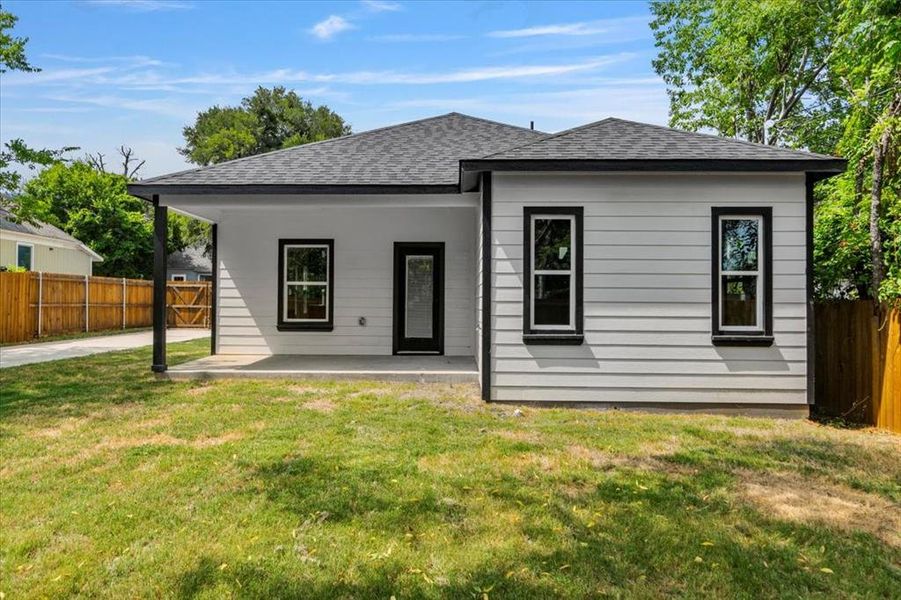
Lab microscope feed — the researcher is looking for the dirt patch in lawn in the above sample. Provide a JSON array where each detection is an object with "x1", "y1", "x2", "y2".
[
  {"x1": 398, "y1": 383, "x2": 482, "y2": 411},
  {"x1": 32, "y1": 417, "x2": 83, "y2": 439},
  {"x1": 566, "y1": 440, "x2": 688, "y2": 475},
  {"x1": 185, "y1": 385, "x2": 214, "y2": 397},
  {"x1": 494, "y1": 429, "x2": 543, "y2": 444},
  {"x1": 289, "y1": 385, "x2": 333, "y2": 396},
  {"x1": 98, "y1": 431, "x2": 244, "y2": 450},
  {"x1": 739, "y1": 470, "x2": 901, "y2": 548},
  {"x1": 301, "y1": 398, "x2": 337, "y2": 413}
]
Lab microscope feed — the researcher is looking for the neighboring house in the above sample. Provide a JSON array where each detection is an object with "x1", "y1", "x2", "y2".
[
  {"x1": 168, "y1": 245, "x2": 212, "y2": 281},
  {"x1": 0, "y1": 208, "x2": 103, "y2": 276},
  {"x1": 129, "y1": 113, "x2": 845, "y2": 415}
]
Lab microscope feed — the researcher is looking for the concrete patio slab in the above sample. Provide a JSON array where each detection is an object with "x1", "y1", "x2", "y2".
[{"x1": 164, "y1": 354, "x2": 478, "y2": 383}]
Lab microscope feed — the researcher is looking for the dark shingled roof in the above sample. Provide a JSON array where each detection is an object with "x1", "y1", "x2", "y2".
[
  {"x1": 482, "y1": 117, "x2": 837, "y2": 161},
  {"x1": 131, "y1": 113, "x2": 843, "y2": 194},
  {"x1": 139, "y1": 113, "x2": 544, "y2": 187},
  {"x1": 167, "y1": 245, "x2": 212, "y2": 273},
  {"x1": 1, "y1": 208, "x2": 84, "y2": 245}
]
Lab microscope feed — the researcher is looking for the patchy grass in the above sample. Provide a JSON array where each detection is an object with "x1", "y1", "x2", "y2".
[{"x1": 1, "y1": 340, "x2": 899, "y2": 598}]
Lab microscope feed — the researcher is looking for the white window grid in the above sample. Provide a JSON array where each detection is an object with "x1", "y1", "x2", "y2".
[
  {"x1": 530, "y1": 214, "x2": 576, "y2": 330},
  {"x1": 283, "y1": 244, "x2": 329, "y2": 323},
  {"x1": 719, "y1": 215, "x2": 764, "y2": 332}
]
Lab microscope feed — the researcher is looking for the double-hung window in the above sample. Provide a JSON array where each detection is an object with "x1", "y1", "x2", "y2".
[
  {"x1": 711, "y1": 207, "x2": 773, "y2": 345},
  {"x1": 277, "y1": 239, "x2": 334, "y2": 331},
  {"x1": 522, "y1": 207, "x2": 583, "y2": 344},
  {"x1": 16, "y1": 242, "x2": 34, "y2": 271}
]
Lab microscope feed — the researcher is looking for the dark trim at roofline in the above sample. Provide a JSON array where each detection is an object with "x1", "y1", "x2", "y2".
[
  {"x1": 128, "y1": 159, "x2": 845, "y2": 200},
  {"x1": 461, "y1": 158, "x2": 847, "y2": 174},
  {"x1": 127, "y1": 183, "x2": 461, "y2": 200}
]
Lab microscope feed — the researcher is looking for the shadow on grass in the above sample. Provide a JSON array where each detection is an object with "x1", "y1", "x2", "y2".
[
  {"x1": 238, "y1": 447, "x2": 900, "y2": 598},
  {"x1": 171, "y1": 463, "x2": 898, "y2": 599},
  {"x1": 0, "y1": 341, "x2": 207, "y2": 419}
]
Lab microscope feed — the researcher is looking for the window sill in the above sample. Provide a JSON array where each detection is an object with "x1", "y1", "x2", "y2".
[
  {"x1": 712, "y1": 335, "x2": 774, "y2": 347},
  {"x1": 277, "y1": 323, "x2": 334, "y2": 332},
  {"x1": 523, "y1": 333, "x2": 584, "y2": 346}
]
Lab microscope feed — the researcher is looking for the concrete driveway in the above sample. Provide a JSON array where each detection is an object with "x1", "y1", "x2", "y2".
[{"x1": 0, "y1": 329, "x2": 209, "y2": 369}]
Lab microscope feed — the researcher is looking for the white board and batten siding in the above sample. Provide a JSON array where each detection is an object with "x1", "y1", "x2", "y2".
[
  {"x1": 217, "y1": 204, "x2": 476, "y2": 356},
  {"x1": 489, "y1": 172, "x2": 808, "y2": 405}
]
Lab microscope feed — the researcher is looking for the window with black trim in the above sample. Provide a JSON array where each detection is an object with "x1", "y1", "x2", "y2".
[
  {"x1": 277, "y1": 239, "x2": 334, "y2": 331},
  {"x1": 711, "y1": 207, "x2": 773, "y2": 346},
  {"x1": 523, "y1": 207, "x2": 583, "y2": 345},
  {"x1": 16, "y1": 242, "x2": 33, "y2": 271}
]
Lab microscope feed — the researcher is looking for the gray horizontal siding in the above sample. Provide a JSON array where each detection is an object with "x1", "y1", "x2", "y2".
[
  {"x1": 490, "y1": 172, "x2": 808, "y2": 405},
  {"x1": 218, "y1": 205, "x2": 476, "y2": 356}
]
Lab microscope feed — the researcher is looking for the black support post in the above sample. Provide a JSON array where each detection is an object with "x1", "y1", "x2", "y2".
[
  {"x1": 805, "y1": 174, "x2": 816, "y2": 406},
  {"x1": 151, "y1": 196, "x2": 168, "y2": 373},
  {"x1": 481, "y1": 172, "x2": 492, "y2": 401},
  {"x1": 210, "y1": 223, "x2": 218, "y2": 355}
]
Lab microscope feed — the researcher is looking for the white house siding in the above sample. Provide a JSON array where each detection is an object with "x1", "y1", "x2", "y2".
[
  {"x1": 490, "y1": 172, "x2": 808, "y2": 405},
  {"x1": 216, "y1": 204, "x2": 476, "y2": 356},
  {"x1": 0, "y1": 234, "x2": 94, "y2": 276}
]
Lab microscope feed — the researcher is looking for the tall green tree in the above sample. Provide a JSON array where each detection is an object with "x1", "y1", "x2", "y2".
[
  {"x1": 0, "y1": 5, "x2": 36, "y2": 72},
  {"x1": 0, "y1": 7, "x2": 77, "y2": 198},
  {"x1": 180, "y1": 86, "x2": 351, "y2": 165},
  {"x1": 651, "y1": 0, "x2": 901, "y2": 300},
  {"x1": 15, "y1": 162, "x2": 191, "y2": 278},
  {"x1": 650, "y1": 0, "x2": 843, "y2": 151},
  {"x1": 828, "y1": 0, "x2": 900, "y2": 298}
]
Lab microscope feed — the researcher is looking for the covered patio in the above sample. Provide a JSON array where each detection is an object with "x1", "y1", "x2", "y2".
[{"x1": 163, "y1": 354, "x2": 478, "y2": 382}]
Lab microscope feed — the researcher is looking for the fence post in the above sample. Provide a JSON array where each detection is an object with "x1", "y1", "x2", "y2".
[
  {"x1": 37, "y1": 271, "x2": 43, "y2": 338},
  {"x1": 122, "y1": 277, "x2": 127, "y2": 329},
  {"x1": 84, "y1": 274, "x2": 89, "y2": 332}
]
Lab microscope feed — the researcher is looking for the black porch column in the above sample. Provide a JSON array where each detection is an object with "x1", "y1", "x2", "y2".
[
  {"x1": 151, "y1": 195, "x2": 168, "y2": 372},
  {"x1": 210, "y1": 223, "x2": 218, "y2": 355}
]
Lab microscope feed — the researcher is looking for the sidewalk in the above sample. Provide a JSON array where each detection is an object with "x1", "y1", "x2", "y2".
[{"x1": 0, "y1": 329, "x2": 209, "y2": 369}]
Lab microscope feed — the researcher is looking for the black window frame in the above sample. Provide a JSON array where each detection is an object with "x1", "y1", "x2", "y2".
[
  {"x1": 711, "y1": 207, "x2": 773, "y2": 346},
  {"x1": 277, "y1": 238, "x2": 335, "y2": 332},
  {"x1": 522, "y1": 206, "x2": 584, "y2": 345}
]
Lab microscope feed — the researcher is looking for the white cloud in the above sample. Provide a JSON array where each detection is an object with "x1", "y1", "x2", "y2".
[
  {"x1": 83, "y1": 0, "x2": 194, "y2": 11},
  {"x1": 488, "y1": 16, "x2": 649, "y2": 39},
  {"x1": 368, "y1": 33, "x2": 464, "y2": 42},
  {"x1": 380, "y1": 80, "x2": 669, "y2": 131},
  {"x1": 95, "y1": 54, "x2": 630, "y2": 87},
  {"x1": 310, "y1": 15, "x2": 355, "y2": 40},
  {"x1": 41, "y1": 54, "x2": 167, "y2": 67},
  {"x1": 7, "y1": 54, "x2": 629, "y2": 93},
  {"x1": 2, "y1": 67, "x2": 116, "y2": 86},
  {"x1": 361, "y1": 0, "x2": 401, "y2": 12},
  {"x1": 45, "y1": 94, "x2": 200, "y2": 119}
]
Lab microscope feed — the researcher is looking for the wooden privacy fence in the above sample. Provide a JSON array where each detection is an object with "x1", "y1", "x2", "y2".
[
  {"x1": 815, "y1": 301, "x2": 900, "y2": 433},
  {"x1": 0, "y1": 272, "x2": 211, "y2": 344}
]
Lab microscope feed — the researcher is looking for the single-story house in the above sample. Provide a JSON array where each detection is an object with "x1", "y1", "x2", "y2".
[
  {"x1": 0, "y1": 208, "x2": 103, "y2": 275},
  {"x1": 128, "y1": 113, "x2": 845, "y2": 416},
  {"x1": 168, "y1": 245, "x2": 212, "y2": 281}
]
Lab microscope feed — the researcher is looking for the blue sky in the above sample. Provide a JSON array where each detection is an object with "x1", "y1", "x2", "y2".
[{"x1": 1, "y1": 0, "x2": 666, "y2": 178}]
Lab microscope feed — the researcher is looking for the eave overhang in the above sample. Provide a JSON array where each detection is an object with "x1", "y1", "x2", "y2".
[
  {"x1": 127, "y1": 183, "x2": 461, "y2": 201},
  {"x1": 459, "y1": 158, "x2": 847, "y2": 175}
]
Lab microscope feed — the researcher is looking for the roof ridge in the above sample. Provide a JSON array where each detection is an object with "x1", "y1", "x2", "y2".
[
  {"x1": 450, "y1": 112, "x2": 547, "y2": 136},
  {"x1": 604, "y1": 117, "x2": 837, "y2": 159},
  {"x1": 481, "y1": 117, "x2": 616, "y2": 159},
  {"x1": 137, "y1": 112, "x2": 467, "y2": 185}
]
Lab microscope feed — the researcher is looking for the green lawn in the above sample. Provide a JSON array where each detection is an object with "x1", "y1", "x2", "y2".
[{"x1": 1, "y1": 340, "x2": 899, "y2": 598}]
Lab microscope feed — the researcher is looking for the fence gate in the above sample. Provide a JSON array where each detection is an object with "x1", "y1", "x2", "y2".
[{"x1": 166, "y1": 281, "x2": 211, "y2": 328}]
